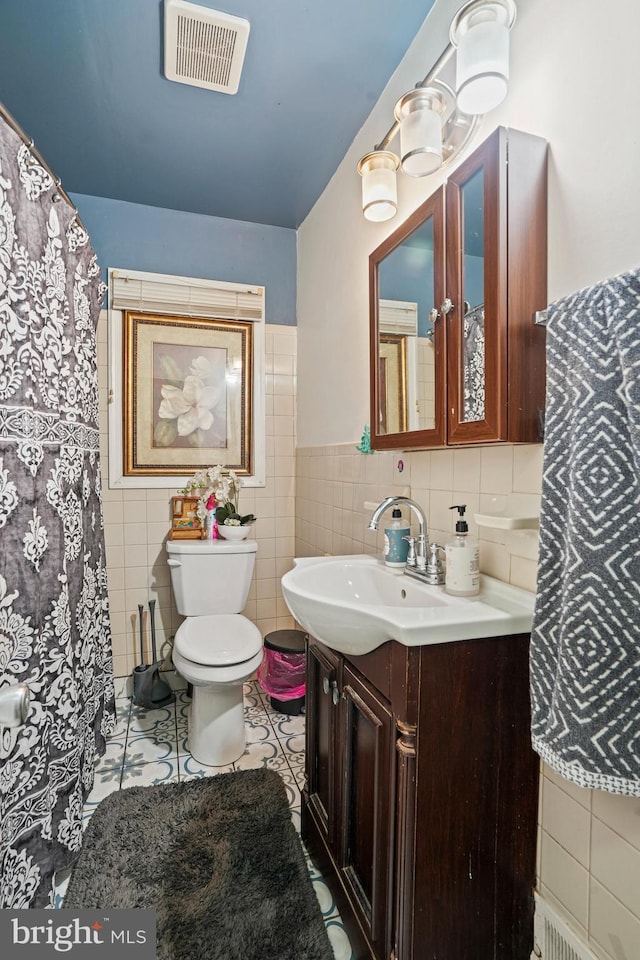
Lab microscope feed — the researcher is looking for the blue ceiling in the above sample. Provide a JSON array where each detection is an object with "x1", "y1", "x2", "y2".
[{"x1": 0, "y1": 0, "x2": 436, "y2": 229}]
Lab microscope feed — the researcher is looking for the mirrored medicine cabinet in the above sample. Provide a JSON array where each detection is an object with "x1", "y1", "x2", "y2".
[{"x1": 369, "y1": 126, "x2": 548, "y2": 451}]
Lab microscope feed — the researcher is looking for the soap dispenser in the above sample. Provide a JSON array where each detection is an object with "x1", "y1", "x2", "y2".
[
  {"x1": 384, "y1": 507, "x2": 410, "y2": 571},
  {"x1": 445, "y1": 504, "x2": 480, "y2": 597}
]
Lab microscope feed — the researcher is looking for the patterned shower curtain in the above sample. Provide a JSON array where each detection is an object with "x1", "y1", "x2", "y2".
[{"x1": 0, "y1": 116, "x2": 116, "y2": 906}]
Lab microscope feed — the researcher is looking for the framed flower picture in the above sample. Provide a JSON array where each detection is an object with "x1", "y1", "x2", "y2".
[{"x1": 122, "y1": 312, "x2": 253, "y2": 478}]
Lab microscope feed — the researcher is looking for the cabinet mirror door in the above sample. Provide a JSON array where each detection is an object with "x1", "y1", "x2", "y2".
[
  {"x1": 459, "y1": 166, "x2": 485, "y2": 423},
  {"x1": 446, "y1": 132, "x2": 507, "y2": 443},
  {"x1": 369, "y1": 188, "x2": 446, "y2": 450}
]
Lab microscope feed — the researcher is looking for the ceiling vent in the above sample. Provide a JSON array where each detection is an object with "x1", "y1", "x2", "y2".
[{"x1": 164, "y1": 0, "x2": 250, "y2": 95}]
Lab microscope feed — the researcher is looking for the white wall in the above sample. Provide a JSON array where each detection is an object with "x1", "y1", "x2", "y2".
[{"x1": 297, "y1": 0, "x2": 640, "y2": 447}]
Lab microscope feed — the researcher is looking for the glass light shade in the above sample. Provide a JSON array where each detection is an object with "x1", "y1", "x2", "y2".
[
  {"x1": 357, "y1": 151, "x2": 399, "y2": 222},
  {"x1": 394, "y1": 89, "x2": 445, "y2": 178},
  {"x1": 452, "y1": 1, "x2": 513, "y2": 115}
]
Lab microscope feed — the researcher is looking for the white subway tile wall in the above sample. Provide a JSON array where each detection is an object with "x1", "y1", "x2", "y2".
[
  {"x1": 295, "y1": 441, "x2": 541, "y2": 593},
  {"x1": 537, "y1": 761, "x2": 640, "y2": 959},
  {"x1": 97, "y1": 313, "x2": 297, "y2": 679},
  {"x1": 416, "y1": 339, "x2": 435, "y2": 426}
]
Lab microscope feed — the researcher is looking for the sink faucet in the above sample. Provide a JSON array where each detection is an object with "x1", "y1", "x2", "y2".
[{"x1": 368, "y1": 495, "x2": 429, "y2": 568}]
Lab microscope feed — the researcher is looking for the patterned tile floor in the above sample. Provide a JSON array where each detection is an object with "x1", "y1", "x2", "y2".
[{"x1": 55, "y1": 678, "x2": 354, "y2": 960}]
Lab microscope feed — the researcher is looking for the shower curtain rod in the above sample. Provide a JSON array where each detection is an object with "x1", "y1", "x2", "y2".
[{"x1": 0, "y1": 99, "x2": 86, "y2": 232}]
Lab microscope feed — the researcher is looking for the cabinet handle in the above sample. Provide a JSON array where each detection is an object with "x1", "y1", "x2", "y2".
[
  {"x1": 331, "y1": 681, "x2": 342, "y2": 706},
  {"x1": 322, "y1": 677, "x2": 330, "y2": 695},
  {"x1": 440, "y1": 297, "x2": 454, "y2": 316}
]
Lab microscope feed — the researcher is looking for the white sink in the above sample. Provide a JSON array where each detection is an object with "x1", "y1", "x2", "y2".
[{"x1": 281, "y1": 554, "x2": 535, "y2": 656}]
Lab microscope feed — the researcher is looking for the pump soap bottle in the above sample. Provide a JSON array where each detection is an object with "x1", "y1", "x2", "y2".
[
  {"x1": 384, "y1": 507, "x2": 410, "y2": 571},
  {"x1": 445, "y1": 504, "x2": 480, "y2": 597}
]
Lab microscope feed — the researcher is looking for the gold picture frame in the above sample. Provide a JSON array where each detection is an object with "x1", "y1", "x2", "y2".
[
  {"x1": 378, "y1": 334, "x2": 408, "y2": 434},
  {"x1": 123, "y1": 312, "x2": 253, "y2": 478}
]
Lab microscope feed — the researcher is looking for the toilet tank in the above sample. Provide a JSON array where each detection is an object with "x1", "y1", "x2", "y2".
[{"x1": 166, "y1": 539, "x2": 257, "y2": 616}]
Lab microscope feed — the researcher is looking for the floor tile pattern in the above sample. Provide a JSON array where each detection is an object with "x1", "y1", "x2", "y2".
[{"x1": 55, "y1": 679, "x2": 354, "y2": 960}]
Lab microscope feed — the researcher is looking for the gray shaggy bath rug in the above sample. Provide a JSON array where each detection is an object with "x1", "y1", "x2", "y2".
[{"x1": 64, "y1": 768, "x2": 333, "y2": 960}]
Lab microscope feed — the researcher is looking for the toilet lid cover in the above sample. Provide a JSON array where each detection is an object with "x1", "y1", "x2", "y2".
[{"x1": 175, "y1": 615, "x2": 263, "y2": 666}]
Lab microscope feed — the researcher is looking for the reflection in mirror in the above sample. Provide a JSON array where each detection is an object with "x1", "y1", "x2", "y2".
[
  {"x1": 461, "y1": 167, "x2": 485, "y2": 422},
  {"x1": 377, "y1": 215, "x2": 436, "y2": 435},
  {"x1": 378, "y1": 329, "x2": 408, "y2": 434}
]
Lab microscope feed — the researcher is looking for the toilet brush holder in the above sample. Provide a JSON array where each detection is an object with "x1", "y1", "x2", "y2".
[
  {"x1": 132, "y1": 600, "x2": 175, "y2": 709},
  {"x1": 132, "y1": 663, "x2": 175, "y2": 709}
]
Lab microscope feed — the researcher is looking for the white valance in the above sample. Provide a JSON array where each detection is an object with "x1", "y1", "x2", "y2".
[
  {"x1": 110, "y1": 269, "x2": 264, "y2": 322},
  {"x1": 379, "y1": 299, "x2": 418, "y2": 336}
]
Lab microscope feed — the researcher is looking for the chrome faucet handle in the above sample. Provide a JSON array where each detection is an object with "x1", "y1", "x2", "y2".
[
  {"x1": 403, "y1": 535, "x2": 417, "y2": 567},
  {"x1": 415, "y1": 533, "x2": 428, "y2": 569},
  {"x1": 425, "y1": 543, "x2": 445, "y2": 585}
]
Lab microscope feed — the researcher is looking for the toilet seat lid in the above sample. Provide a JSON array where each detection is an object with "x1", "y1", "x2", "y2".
[{"x1": 175, "y1": 615, "x2": 262, "y2": 666}]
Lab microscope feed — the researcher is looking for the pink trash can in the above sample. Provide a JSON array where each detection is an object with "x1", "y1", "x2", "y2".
[{"x1": 257, "y1": 630, "x2": 306, "y2": 715}]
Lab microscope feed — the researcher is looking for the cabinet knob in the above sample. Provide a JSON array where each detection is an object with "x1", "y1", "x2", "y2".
[
  {"x1": 322, "y1": 676, "x2": 331, "y2": 695},
  {"x1": 429, "y1": 299, "x2": 454, "y2": 323},
  {"x1": 331, "y1": 681, "x2": 341, "y2": 706}
]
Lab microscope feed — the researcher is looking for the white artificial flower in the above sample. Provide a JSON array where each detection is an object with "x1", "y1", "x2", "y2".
[
  {"x1": 180, "y1": 464, "x2": 252, "y2": 526},
  {"x1": 158, "y1": 376, "x2": 219, "y2": 436},
  {"x1": 189, "y1": 356, "x2": 213, "y2": 380}
]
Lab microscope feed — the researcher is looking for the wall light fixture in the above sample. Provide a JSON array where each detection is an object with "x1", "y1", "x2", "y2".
[
  {"x1": 395, "y1": 85, "x2": 448, "y2": 177},
  {"x1": 358, "y1": 0, "x2": 517, "y2": 222},
  {"x1": 357, "y1": 151, "x2": 400, "y2": 222}
]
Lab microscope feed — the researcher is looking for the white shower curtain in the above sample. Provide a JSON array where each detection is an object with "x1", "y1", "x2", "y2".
[{"x1": 0, "y1": 114, "x2": 116, "y2": 906}]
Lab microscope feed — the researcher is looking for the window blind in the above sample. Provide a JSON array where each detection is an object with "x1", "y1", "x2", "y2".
[
  {"x1": 379, "y1": 299, "x2": 418, "y2": 336},
  {"x1": 110, "y1": 270, "x2": 264, "y2": 322}
]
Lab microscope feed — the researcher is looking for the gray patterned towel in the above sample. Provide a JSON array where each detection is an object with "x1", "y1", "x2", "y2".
[{"x1": 530, "y1": 268, "x2": 640, "y2": 796}]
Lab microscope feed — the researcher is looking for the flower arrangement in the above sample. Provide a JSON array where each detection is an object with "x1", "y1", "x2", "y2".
[{"x1": 179, "y1": 465, "x2": 256, "y2": 529}]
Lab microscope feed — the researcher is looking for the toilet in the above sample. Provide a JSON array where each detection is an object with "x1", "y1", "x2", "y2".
[{"x1": 166, "y1": 538, "x2": 263, "y2": 766}]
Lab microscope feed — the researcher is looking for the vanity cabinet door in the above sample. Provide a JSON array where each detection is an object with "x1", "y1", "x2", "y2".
[
  {"x1": 337, "y1": 663, "x2": 395, "y2": 960},
  {"x1": 303, "y1": 639, "x2": 397, "y2": 960},
  {"x1": 305, "y1": 641, "x2": 341, "y2": 849},
  {"x1": 446, "y1": 126, "x2": 547, "y2": 444}
]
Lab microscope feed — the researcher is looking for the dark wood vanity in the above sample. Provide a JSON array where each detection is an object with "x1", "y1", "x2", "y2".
[{"x1": 302, "y1": 633, "x2": 539, "y2": 960}]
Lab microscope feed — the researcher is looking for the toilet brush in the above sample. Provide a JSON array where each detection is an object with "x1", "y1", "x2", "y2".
[
  {"x1": 149, "y1": 598, "x2": 159, "y2": 664},
  {"x1": 132, "y1": 602, "x2": 174, "y2": 709},
  {"x1": 148, "y1": 598, "x2": 174, "y2": 705},
  {"x1": 137, "y1": 603, "x2": 146, "y2": 668}
]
